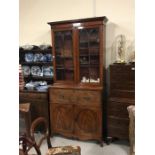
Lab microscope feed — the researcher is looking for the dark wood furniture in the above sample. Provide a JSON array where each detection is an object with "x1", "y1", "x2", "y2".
[
  {"x1": 48, "y1": 16, "x2": 108, "y2": 146},
  {"x1": 30, "y1": 117, "x2": 52, "y2": 149},
  {"x1": 19, "y1": 103, "x2": 31, "y2": 137},
  {"x1": 19, "y1": 134, "x2": 41, "y2": 155},
  {"x1": 19, "y1": 91, "x2": 50, "y2": 131},
  {"x1": 107, "y1": 63, "x2": 135, "y2": 140},
  {"x1": 31, "y1": 118, "x2": 81, "y2": 155},
  {"x1": 19, "y1": 117, "x2": 52, "y2": 155},
  {"x1": 19, "y1": 46, "x2": 53, "y2": 131}
]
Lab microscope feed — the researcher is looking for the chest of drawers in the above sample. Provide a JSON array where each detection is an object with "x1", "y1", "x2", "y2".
[{"x1": 107, "y1": 63, "x2": 135, "y2": 140}]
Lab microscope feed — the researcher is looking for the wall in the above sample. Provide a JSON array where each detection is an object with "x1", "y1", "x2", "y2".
[{"x1": 19, "y1": 0, "x2": 134, "y2": 67}]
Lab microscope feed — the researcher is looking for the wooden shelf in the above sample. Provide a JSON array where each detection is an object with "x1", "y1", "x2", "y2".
[
  {"x1": 24, "y1": 75, "x2": 53, "y2": 81},
  {"x1": 20, "y1": 89, "x2": 48, "y2": 93},
  {"x1": 21, "y1": 62, "x2": 53, "y2": 65},
  {"x1": 20, "y1": 49, "x2": 52, "y2": 53},
  {"x1": 79, "y1": 47, "x2": 99, "y2": 50},
  {"x1": 80, "y1": 54, "x2": 99, "y2": 56},
  {"x1": 80, "y1": 63, "x2": 99, "y2": 66},
  {"x1": 56, "y1": 55, "x2": 73, "y2": 59}
]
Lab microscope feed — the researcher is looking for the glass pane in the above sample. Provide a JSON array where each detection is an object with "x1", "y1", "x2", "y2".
[
  {"x1": 56, "y1": 69, "x2": 65, "y2": 80},
  {"x1": 54, "y1": 30, "x2": 74, "y2": 81},
  {"x1": 79, "y1": 27, "x2": 100, "y2": 83}
]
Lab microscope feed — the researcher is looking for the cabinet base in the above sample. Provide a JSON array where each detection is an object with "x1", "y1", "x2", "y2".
[{"x1": 51, "y1": 133, "x2": 104, "y2": 146}]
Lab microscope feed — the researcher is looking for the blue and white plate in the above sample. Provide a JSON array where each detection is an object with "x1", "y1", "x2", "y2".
[
  {"x1": 45, "y1": 54, "x2": 52, "y2": 62},
  {"x1": 33, "y1": 53, "x2": 44, "y2": 62},
  {"x1": 42, "y1": 66, "x2": 53, "y2": 77},
  {"x1": 31, "y1": 66, "x2": 42, "y2": 76},
  {"x1": 22, "y1": 66, "x2": 30, "y2": 76},
  {"x1": 25, "y1": 53, "x2": 34, "y2": 62}
]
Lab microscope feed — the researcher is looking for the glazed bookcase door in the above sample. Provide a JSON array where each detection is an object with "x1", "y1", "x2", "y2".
[
  {"x1": 78, "y1": 27, "x2": 102, "y2": 85},
  {"x1": 53, "y1": 29, "x2": 75, "y2": 83}
]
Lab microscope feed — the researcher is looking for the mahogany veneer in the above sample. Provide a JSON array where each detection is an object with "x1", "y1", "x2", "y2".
[
  {"x1": 48, "y1": 17, "x2": 108, "y2": 145},
  {"x1": 107, "y1": 63, "x2": 135, "y2": 140}
]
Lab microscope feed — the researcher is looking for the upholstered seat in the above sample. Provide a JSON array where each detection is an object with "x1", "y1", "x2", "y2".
[
  {"x1": 127, "y1": 105, "x2": 135, "y2": 155},
  {"x1": 46, "y1": 146, "x2": 81, "y2": 155}
]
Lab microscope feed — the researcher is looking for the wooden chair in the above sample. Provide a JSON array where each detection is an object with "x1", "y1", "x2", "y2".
[
  {"x1": 20, "y1": 117, "x2": 81, "y2": 155},
  {"x1": 19, "y1": 103, "x2": 31, "y2": 137},
  {"x1": 19, "y1": 134, "x2": 41, "y2": 155},
  {"x1": 19, "y1": 117, "x2": 51, "y2": 155},
  {"x1": 30, "y1": 117, "x2": 52, "y2": 149},
  {"x1": 30, "y1": 117, "x2": 81, "y2": 155}
]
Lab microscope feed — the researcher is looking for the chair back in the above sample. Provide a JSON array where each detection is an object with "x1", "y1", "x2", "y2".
[{"x1": 30, "y1": 117, "x2": 52, "y2": 149}]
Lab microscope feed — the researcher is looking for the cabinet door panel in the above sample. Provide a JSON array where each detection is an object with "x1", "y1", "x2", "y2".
[
  {"x1": 51, "y1": 104, "x2": 74, "y2": 134},
  {"x1": 74, "y1": 106, "x2": 102, "y2": 139}
]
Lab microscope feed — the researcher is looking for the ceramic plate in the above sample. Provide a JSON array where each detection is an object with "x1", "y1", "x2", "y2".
[
  {"x1": 25, "y1": 53, "x2": 34, "y2": 62},
  {"x1": 45, "y1": 54, "x2": 52, "y2": 62},
  {"x1": 22, "y1": 66, "x2": 30, "y2": 76},
  {"x1": 33, "y1": 53, "x2": 44, "y2": 62},
  {"x1": 42, "y1": 66, "x2": 53, "y2": 77},
  {"x1": 31, "y1": 66, "x2": 42, "y2": 76}
]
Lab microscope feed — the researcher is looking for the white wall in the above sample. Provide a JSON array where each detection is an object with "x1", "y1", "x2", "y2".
[{"x1": 19, "y1": 0, "x2": 134, "y2": 67}]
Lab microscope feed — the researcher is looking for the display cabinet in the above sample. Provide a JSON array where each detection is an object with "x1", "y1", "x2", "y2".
[
  {"x1": 48, "y1": 16, "x2": 108, "y2": 146},
  {"x1": 19, "y1": 46, "x2": 53, "y2": 131}
]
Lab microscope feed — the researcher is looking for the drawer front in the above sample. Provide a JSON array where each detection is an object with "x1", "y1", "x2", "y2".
[
  {"x1": 111, "y1": 72, "x2": 130, "y2": 82},
  {"x1": 107, "y1": 116, "x2": 129, "y2": 139},
  {"x1": 19, "y1": 92, "x2": 48, "y2": 101},
  {"x1": 76, "y1": 90, "x2": 102, "y2": 106},
  {"x1": 50, "y1": 88, "x2": 102, "y2": 106},
  {"x1": 108, "y1": 101, "x2": 131, "y2": 118},
  {"x1": 107, "y1": 116, "x2": 129, "y2": 129},
  {"x1": 108, "y1": 126, "x2": 129, "y2": 139},
  {"x1": 110, "y1": 64, "x2": 135, "y2": 83},
  {"x1": 110, "y1": 81, "x2": 135, "y2": 90},
  {"x1": 50, "y1": 89, "x2": 76, "y2": 104},
  {"x1": 110, "y1": 90, "x2": 135, "y2": 99}
]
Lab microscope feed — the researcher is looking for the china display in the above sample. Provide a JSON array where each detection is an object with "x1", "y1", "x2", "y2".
[
  {"x1": 19, "y1": 45, "x2": 53, "y2": 131},
  {"x1": 19, "y1": 45, "x2": 53, "y2": 91},
  {"x1": 48, "y1": 16, "x2": 108, "y2": 146}
]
